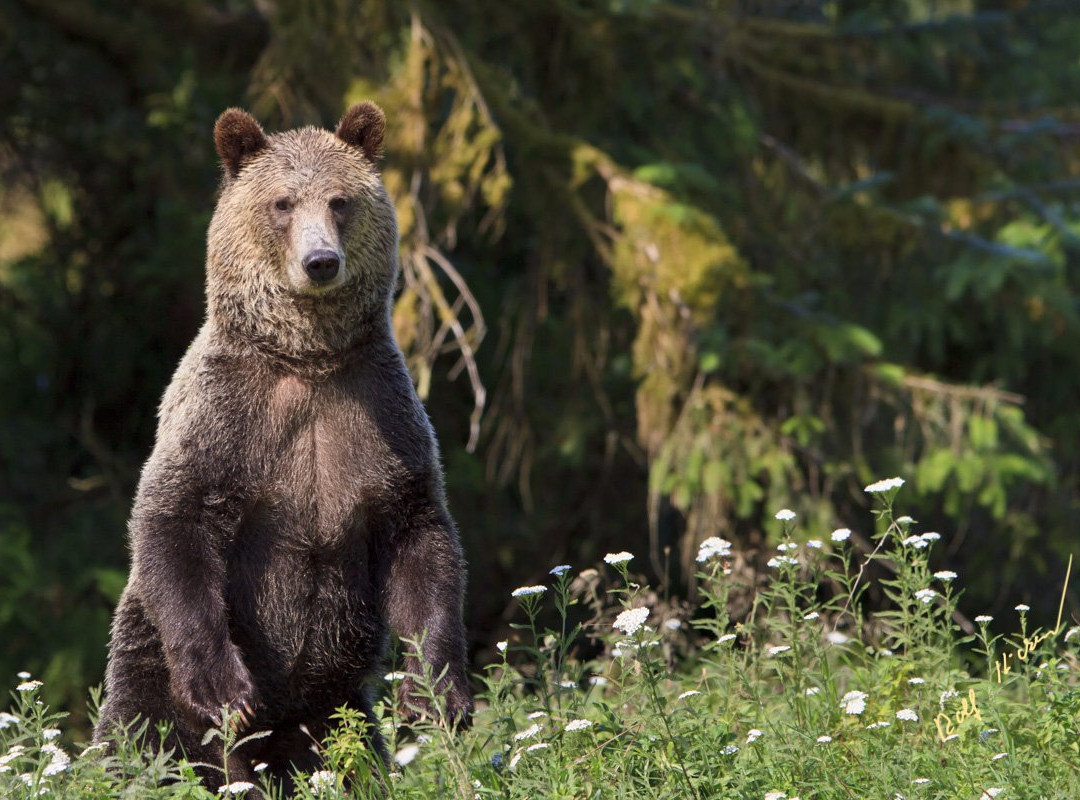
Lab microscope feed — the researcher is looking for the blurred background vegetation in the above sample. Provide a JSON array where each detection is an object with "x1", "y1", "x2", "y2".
[{"x1": 2, "y1": 0, "x2": 1079, "y2": 734}]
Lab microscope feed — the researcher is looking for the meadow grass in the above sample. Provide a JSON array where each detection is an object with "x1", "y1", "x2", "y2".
[{"x1": 3, "y1": 482, "x2": 1078, "y2": 798}]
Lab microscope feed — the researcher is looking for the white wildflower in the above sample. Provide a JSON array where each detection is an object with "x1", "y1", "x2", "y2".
[
  {"x1": 840, "y1": 690, "x2": 868, "y2": 715},
  {"x1": 549, "y1": 564, "x2": 571, "y2": 576},
  {"x1": 564, "y1": 719, "x2": 593, "y2": 732},
  {"x1": 309, "y1": 771, "x2": 337, "y2": 791},
  {"x1": 0, "y1": 713, "x2": 18, "y2": 729},
  {"x1": 803, "y1": 611, "x2": 820, "y2": 620},
  {"x1": 805, "y1": 687, "x2": 821, "y2": 696},
  {"x1": 1015, "y1": 604, "x2": 1030, "y2": 612},
  {"x1": 816, "y1": 734, "x2": 833, "y2": 743},
  {"x1": 991, "y1": 752, "x2": 1007, "y2": 761},
  {"x1": 527, "y1": 711, "x2": 548, "y2": 720},
  {"x1": 1065, "y1": 627, "x2": 1080, "y2": 642},
  {"x1": 767, "y1": 555, "x2": 798, "y2": 568},
  {"x1": 588, "y1": 676, "x2": 608, "y2": 686},
  {"x1": 721, "y1": 744, "x2": 739, "y2": 755},
  {"x1": 775, "y1": 509, "x2": 796, "y2": 521},
  {"x1": 764, "y1": 792, "x2": 787, "y2": 800},
  {"x1": 218, "y1": 782, "x2": 256, "y2": 795},
  {"x1": 896, "y1": 708, "x2": 919, "y2": 722},
  {"x1": 975, "y1": 615, "x2": 994, "y2": 624},
  {"x1": 912, "y1": 778, "x2": 930, "y2": 785},
  {"x1": 496, "y1": 640, "x2": 508, "y2": 653},
  {"x1": 826, "y1": 631, "x2": 849, "y2": 644},
  {"x1": 806, "y1": 539, "x2": 823, "y2": 549},
  {"x1": 514, "y1": 724, "x2": 541, "y2": 741},
  {"x1": 508, "y1": 750, "x2": 522, "y2": 770},
  {"x1": 746, "y1": 728, "x2": 764, "y2": 743},
  {"x1": 511, "y1": 585, "x2": 547, "y2": 597},
  {"x1": 718, "y1": 633, "x2": 737, "y2": 644},
  {"x1": 253, "y1": 763, "x2": 268, "y2": 772},
  {"x1": 939, "y1": 690, "x2": 959, "y2": 709},
  {"x1": 16, "y1": 672, "x2": 30, "y2": 680},
  {"x1": 603, "y1": 551, "x2": 633, "y2": 565},
  {"x1": 914, "y1": 588, "x2": 938, "y2": 604},
  {"x1": 678, "y1": 690, "x2": 701, "y2": 700},
  {"x1": 526, "y1": 742, "x2": 549, "y2": 753},
  {"x1": 663, "y1": 618, "x2": 682, "y2": 630},
  {"x1": 394, "y1": 744, "x2": 420, "y2": 766},
  {"x1": 943, "y1": 733, "x2": 960, "y2": 742},
  {"x1": 696, "y1": 537, "x2": 733, "y2": 562},
  {"x1": 384, "y1": 671, "x2": 406, "y2": 681},
  {"x1": 41, "y1": 729, "x2": 60, "y2": 741},
  {"x1": 831, "y1": 528, "x2": 851, "y2": 542},
  {"x1": 613, "y1": 607, "x2": 649, "y2": 635},
  {"x1": 908, "y1": 677, "x2": 926, "y2": 685},
  {"x1": 864, "y1": 477, "x2": 904, "y2": 493},
  {"x1": 768, "y1": 645, "x2": 791, "y2": 655},
  {"x1": 15, "y1": 681, "x2": 42, "y2": 692},
  {"x1": 777, "y1": 541, "x2": 797, "y2": 552},
  {"x1": 902, "y1": 535, "x2": 930, "y2": 549},
  {"x1": 865, "y1": 721, "x2": 890, "y2": 729},
  {"x1": 933, "y1": 571, "x2": 958, "y2": 581},
  {"x1": 896, "y1": 516, "x2": 914, "y2": 525},
  {"x1": 981, "y1": 790, "x2": 1004, "y2": 799}
]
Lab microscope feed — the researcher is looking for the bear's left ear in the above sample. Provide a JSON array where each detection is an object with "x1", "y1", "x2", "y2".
[
  {"x1": 335, "y1": 102, "x2": 385, "y2": 163},
  {"x1": 214, "y1": 108, "x2": 268, "y2": 181}
]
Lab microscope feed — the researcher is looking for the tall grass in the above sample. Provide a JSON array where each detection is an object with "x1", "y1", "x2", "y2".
[{"x1": 2, "y1": 481, "x2": 1077, "y2": 798}]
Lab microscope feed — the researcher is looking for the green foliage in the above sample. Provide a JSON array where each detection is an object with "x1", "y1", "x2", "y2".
[
  {"x1": 3, "y1": 0, "x2": 1080, "y2": 739},
  {"x1": 7, "y1": 488, "x2": 1080, "y2": 796}
]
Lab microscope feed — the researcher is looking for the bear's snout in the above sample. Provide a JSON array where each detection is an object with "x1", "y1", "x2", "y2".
[{"x1": 302, "y1": 249, "x2": 341, "y2": 283}]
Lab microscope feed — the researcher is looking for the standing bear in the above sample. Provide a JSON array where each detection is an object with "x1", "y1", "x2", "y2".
[{"x1": 94, "y1": 103, "x2": 472, "y2": 789}]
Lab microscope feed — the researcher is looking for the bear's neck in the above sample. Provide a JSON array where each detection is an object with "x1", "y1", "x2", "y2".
[{"x1": 209, "y1": 284, "x2": 391, "y2": 379}]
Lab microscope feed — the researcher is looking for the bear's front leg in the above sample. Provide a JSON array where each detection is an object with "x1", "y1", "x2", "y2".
[
  {"x1": 384, "y1": 488, "x2": 472, "y2": 728},
  {"x1": 131, "y1": 469, "x2": 258, "y2": 731}
]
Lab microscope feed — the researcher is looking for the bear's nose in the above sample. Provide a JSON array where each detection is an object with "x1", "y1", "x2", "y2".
[{"x1": 303, "y1": 250, "x2": 341, "y2": 283}]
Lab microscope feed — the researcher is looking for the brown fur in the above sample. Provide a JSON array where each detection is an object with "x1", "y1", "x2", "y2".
[{"x1": 94, "y1": 104, "x2": 471, "y2": 793}]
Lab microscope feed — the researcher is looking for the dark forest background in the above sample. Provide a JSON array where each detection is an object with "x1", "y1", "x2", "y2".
[{"x1": 2, "y1": 0, "x2": 1080, "y2": 734}]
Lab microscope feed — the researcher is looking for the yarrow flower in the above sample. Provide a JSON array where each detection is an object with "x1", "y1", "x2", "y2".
[
  {"x1": 768, "y1": 645, "x2": 791, "y2": 656},
  {"x1": 41, "y1": 744, "x2": 69, "y2": 776},
  {"x1": 896, "y1": 708, "x2": 919, "y2": 722},
  {"x1": 826, "y1": 631, "x2": 849, "y2": 644},
  {"x1": 981, "y1": 790, "x2": 1004, "y2": 799},
  {"x1": 1015, "y1": 604, "x2": 1030, "y2": 612},
  {"x1": 975, "y1": 615, "x2": 994, "y2": 624},
  {"x1": 864, "y1": 476, "x2": 904, "y2": 493},
  {"x1": 678, "y1": 690, "x2": 701, "y2": 700},
  {"x1": 865, "y1": 721, "x2": 890, "y2": 729},
  {"x1": 613, "y1": 607, "x2": 650, "y2": 635},
  {"x1": 696, "y1": 537, "x2": 733, "y2": 562},
  {"x1": 309, "y1": 771, "x2": 337, "y2": 791},
  {"x1": 777, "y1": 542, "x2": 797, "y2": 552},
  {"x1": 0, "y1": 713, "x2": 17, "y2": 729},
  {"x1": 806, "y1": 539, "x2": 823, "y2": 548},
  {"x1": 604, "y1": 551, "x2": 633, "y2": 565},
  {"x1": 746, "y1": 729, "x2": 764, "y2": 743},
  {"x1": 767, "y1": 556, "x2": 798, "y2": 568},
  {"x1": 934, "y1": 570, "x2": 958, "y2": 581},
  {"x1": 912, "y1": 778, "x2": 931, "y2": 785},
  {"x1": 816, "y1": 735, "x2": 833, "y2": 743},
  {"x1": 526, "y1": 742, "x2": 549, "y2": 752},
  {"x1": 991, "y1": 752, "x2": 1008, "y2": 762},
  {"x1": 527, "y1": 711, "x2": 548, "y2": 720},
  {"x1": 914, "y1": 588, "x2": 938, "y2": 604},
  {"x1": 901, "y1": 535, "x2": 931, "y2": 549},
  {"x1": 511, "y1": 585, "x2": 547, "y2": 598},
  {"x1": 775, "y1": 508, "x2": 796, "y2": 521},
  {"x1": 721, "y1": 744, "x2": 739, "y2": 755},
  {"x1": 41, "y1": 729, "x2": 60, "y2": 741},
  {"x1": 803, "y1": 611, "x2": 820, "y2": 621},
  {"x1": 496, "y1": 640, "x2": 508, "y2": 653},
  {"x1": 831, "y1": 528, "x2": 851, "y2": 542},
  {"x1": 908, "y1": 677, "x2": 926, "y2": 685},
  {"x1": 549, "y1": 564, "x2": 571, "y2": 576},
  {"x1": 663, "y1": 618, "x2": 682, "y2": 630},
  {"x1": 718, "y1": 633, "x2": 737, "y2": 644},
  {"x1": 218, "y1": 782, "x2": 256, "y2": 795},
  {"x1": 564, "y1": 719, "x2": 593, "y2": 732},
  {"x1": 841, "y1": 690, "x2": 868, "y2": 715},
  {"x1": 15, "y1": 680, "x2": 42, "y2": 692},
  {"x1": 764, "y1": 792, "x2": 787, "y2": 800},
  {"x1": 514, "y1": 724, "x2": 542, "y2": 741},
  {"x1": 805, "y1": 687, "x2": 821, "y2": 696}
]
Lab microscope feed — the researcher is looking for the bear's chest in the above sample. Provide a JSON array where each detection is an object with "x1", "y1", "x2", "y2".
[{"x1": 252, "y1": 374, "x2": 399, "y2": 542}]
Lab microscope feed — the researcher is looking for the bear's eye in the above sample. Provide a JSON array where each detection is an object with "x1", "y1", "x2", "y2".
[
  {"x1": 274, "y1": 197, "x2": 293, "y2": 212},
  {"x1": 329, "y1": 197, "x2": 349, "y2": 213}
]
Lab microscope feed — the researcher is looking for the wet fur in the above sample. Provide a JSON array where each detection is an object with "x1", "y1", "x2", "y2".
[{"x1": 94, "y1": 105, "x2": 471, "y2": 792}]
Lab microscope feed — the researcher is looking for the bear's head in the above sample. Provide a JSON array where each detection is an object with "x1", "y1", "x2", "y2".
[{"x1": 205, "y1": 103, "x2": 399, "y2": 369}]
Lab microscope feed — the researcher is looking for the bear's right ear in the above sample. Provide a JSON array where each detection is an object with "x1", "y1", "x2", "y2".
[
  {"x1": 214, "y1": 109, "x2": 268, "y2": 181},
  {"x1": 335, "y1": 102, "x2": 385, "y2": 163}
]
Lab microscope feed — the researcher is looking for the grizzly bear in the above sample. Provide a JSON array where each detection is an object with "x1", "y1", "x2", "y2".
[{"x1": 94, "y1": 103, "x2": 472, "y2": 791}]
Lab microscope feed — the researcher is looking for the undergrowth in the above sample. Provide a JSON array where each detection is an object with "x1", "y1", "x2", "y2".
[{"x1": 3, "y1": 480, "x2": 1078, "y2": 798}]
